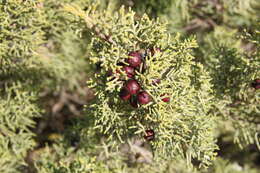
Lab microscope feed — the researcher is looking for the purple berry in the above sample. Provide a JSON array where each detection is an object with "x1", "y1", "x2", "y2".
[
  {"x1": 122, "y1": 66, "x2": 135, "y2": 78},
  {"x1": 119, "y1": 88, "x2": 131, "y2": 101},
  {"x1": 161, "y1": 94, "x2": 170, "y2": 102},
  {"x1": 127, "y1": 51, "x2": 142, "y2": 68},
  {"x1": 162, "y1": 97, "x2": 170, "y2": 102},
  {"x1": 144, "y1": 129, "x2": 155, "y2": 141},
  {"x1": 137, "y1": 91, "x2": 151, "y2": 105},
  {"x1": 124, "y1": 80, "x2": 141, "y2": 95}
]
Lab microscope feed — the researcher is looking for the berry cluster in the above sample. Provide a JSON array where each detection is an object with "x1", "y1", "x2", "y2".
[
  {"x1": 118, "y1": 50, "x2": 151, "y2": 107},
  {"x1": 118, "y1": 49, "x2": 170, "y2": 108},
  {"x1": 251, "y1": 79, "x2": 260, "y2": 90},
  {"x1": 108, "y1": 48, "x2": 171, "y2": 141}
]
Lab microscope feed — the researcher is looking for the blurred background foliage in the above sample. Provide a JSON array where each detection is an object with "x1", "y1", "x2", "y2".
[{"x1": 0, "y1": 0, "x2": 259, "y2": 172}]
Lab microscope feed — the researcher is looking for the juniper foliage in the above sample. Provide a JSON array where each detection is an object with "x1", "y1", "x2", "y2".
[
  {"x1": 65, "y1": 3, "x2": 218, "y2": 167},
  {"x1": 0, "y1": 84, "x2": 41, "y2": 173},
  {"x1": 129, "y1": 0, "x2": 260, "y2": 149},
  {"x1": 0, "y1": 0, "x2": 259, "y2": 172}
]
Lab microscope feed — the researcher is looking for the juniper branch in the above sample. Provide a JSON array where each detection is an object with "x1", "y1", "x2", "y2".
[{"x1": 63, "y1": 4, "x2": 116, "y2": 45}]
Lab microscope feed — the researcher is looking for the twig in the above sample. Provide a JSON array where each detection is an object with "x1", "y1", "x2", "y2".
[{"x1": 63, "y1": 4, "x2": 116, "y2": 46}]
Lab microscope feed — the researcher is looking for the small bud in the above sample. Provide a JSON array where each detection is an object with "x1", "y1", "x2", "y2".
[
  {"x1": 144, "y1": 129, "x2": 155, "y2": 141},
  {"x1": 161, "y1": 94, "x2": 170, "y2": 102}
]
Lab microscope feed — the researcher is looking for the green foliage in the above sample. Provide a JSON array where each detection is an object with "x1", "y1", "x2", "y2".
[
  {"x1": 0, "y1": 0, "x2": 45, "y2": 72},
  {"x1": 209, "y1": 37, "x2": 259, "y2": 148},
  {"x1": 0, "y1": 1, "x2": 44, "y2": 172},
  {"x1": 206, "y1": 158, "x2": 260, "y2": 173},
  {"x1": 34, "y1": 133, "x2": 198, "y2": 173},
  {"x1": 34, "y1": 136, "x2": 259, "y2": 173},
  {"x1": 65, "y1": 4, "x2": 218, "y2": 167},
  {"x1": 126, "y1": 0, "x2": 260, "y2": 149},
  {"x1": 0, "y1": 0, "x2": 259, "y2": 172},
  {"x1": 0, "y1": 84, "x2": 41, "y2": 173},
  {"x1": 125, "y1": 0, "x2": 174, "y2": 17},
  {"x1": 0, "y1": 0, "x2": 91, "y2": 172},
  {"x1": 213, "y1": 50, "x2": 259, "y2": 148},
  {"x1": 34, "y1": 0, "x2": 93, "y2": 91},
  {"x1": 151, "y1": 0, "x2": 260, "y2": 32}
]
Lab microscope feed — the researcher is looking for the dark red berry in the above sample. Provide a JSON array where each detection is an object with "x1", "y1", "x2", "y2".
[
  {"x1": 122, "y1": 66, "x2": 135, "y2": 78},
  {"x1": 152, "y1": 79, "x2": 161, "y2": 85},
  {"x1": 124, "y1": 80, "x2": 141, "y2": 95},
  {"x1": 119, "y1": 88, "x2": 131, "y2": 101},
  {"x1": 129, "y1": 97, "x2": 139, "y2": 108},
  {"x1": 161, "y1": 94, "x2": 170, "y2": 102},
  {"x1": 251, "y1": 79, "x2": 260, "y2": 90},
  {"x1": 127, "y1": 51, "x2": 142, "y2": 68},
  {"x1": 137, "y1": 91, "x2": 151, "y2": 105},
  {"x1": 144, "y1": 129, "x2": 155, "y2": 141}
]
